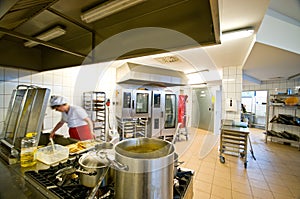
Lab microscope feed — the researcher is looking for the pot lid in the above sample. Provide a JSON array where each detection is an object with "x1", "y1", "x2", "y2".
[{"x1": 79, "y1": 151, "x2": 108, "y2": 169}]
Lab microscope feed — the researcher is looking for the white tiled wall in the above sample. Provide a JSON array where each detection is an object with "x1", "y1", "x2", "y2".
[
  {"x1": 0, "y1": 65, "x2": 117, "y2": 138},
  {"x1": 222, "y1": 66, "x2": 242, "y2": 122},
  {"x1": 243, "y1": 79, "x2": 300, "y2": 95}
]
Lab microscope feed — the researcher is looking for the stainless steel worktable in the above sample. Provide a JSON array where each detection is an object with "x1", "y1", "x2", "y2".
[{"x1": 0, "y1": 157, "x2": 50, "y2": 199}]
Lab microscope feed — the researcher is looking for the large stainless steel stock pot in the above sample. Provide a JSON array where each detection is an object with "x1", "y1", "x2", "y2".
[{"x1": 114, "y1": 138, "x2": 175, "y2": 199}]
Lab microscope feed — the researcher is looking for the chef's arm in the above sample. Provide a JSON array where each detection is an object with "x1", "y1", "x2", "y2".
[
  {"x1": 84, "y1": 117, "x2": 94, "y2": 135},
  {"x1": 50, "y1": 121, "x2": 65, "y2": 138}
]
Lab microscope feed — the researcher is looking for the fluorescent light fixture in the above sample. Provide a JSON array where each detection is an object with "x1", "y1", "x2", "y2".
[
  {"x1": 185, "y1": 69, "x2": 209, "y2": 75},
  {"x1": 190, "y1": 83, "x2": 207, "y2": 88},
  {"x1": 222, "y1": 28, "x2": 254, "y2": 41},
  {"x1": 24, "y1": 26, "x2": 66, "y2": 47},
  {"x1": 81, "y1": 0, "x2": 146, "y2": 23}
]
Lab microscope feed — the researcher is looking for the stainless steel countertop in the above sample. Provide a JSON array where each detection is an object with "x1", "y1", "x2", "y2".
[
  {"x1": 0, "y1": 136, "x2": 100, "y2": 199},
  {"x1": 221, "y1": 125, "x2": 250, "y2": 134},
  {"x1": 0, "y1": 158, "x2": 49, "y2": 199}
]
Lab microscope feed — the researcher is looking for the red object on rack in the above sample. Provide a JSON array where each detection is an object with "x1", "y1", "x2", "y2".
[
  {"x1": 106, "y1": 99, "x2": 110, "y2": 106},
  {"x1": 178, "y1": 95, "x2": 188, "y2": 128}
]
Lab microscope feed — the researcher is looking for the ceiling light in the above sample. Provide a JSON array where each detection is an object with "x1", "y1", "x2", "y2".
[
  {"x1": 81, "y1": 0, "x2": 146, "y2": 23},
  {"x1": 24, "y1": 26, "x2": 66, "y2": 48},
  {"x1": 222, "y1": 28, "x2": 254, "y2": 41},
  {"x1": 185, "y1": 69, "x2": 209, "y2": 75},
  {"x1": 190, "y1": 83, "x2": 207, "y2": 88}
]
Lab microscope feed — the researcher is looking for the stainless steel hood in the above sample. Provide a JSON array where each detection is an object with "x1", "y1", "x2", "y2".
[
  {"x1": 116, "y1": 62, "x2": 188, "y2": 86},
  {"x1": 0, "y1": 0, "x2": 220, "y2": 71}
]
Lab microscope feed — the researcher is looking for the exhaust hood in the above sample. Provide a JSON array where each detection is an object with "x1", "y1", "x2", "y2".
[{"x1": 116, "y1": 62, "x2": 188, "y2": 87}]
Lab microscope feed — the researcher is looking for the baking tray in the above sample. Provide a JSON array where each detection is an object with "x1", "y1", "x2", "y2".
[{"x1": 66, "y1": 140, "x2": 102, "y2": 155}]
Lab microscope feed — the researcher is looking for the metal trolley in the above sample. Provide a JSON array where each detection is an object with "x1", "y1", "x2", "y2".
[{"x1": 219, "y1": 126, "x2": 256, "y2": 168}]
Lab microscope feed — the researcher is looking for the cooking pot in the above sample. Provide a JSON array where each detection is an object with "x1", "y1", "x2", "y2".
[
  {"x1": 78, "y1": 152, "x2": 111, "y2": 188},
  {"x1": 79, "y1": 143, "x2": 128, "y2": 188},
  {"x1": 114, "y1": 138, "x2": 175, "y2": 199}
]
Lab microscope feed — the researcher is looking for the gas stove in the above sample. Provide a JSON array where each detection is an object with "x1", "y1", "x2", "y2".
[
  {"x1": 174, "y1": 169, "x2": 194, "y2": 199},
  {"x1": 25, "y1": 156, "x2": 193, "y2": 199}
]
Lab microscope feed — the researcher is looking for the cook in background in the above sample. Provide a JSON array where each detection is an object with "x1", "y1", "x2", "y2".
[{"x1": 49, "y1": 95, "x2": 94, "y2": 140}]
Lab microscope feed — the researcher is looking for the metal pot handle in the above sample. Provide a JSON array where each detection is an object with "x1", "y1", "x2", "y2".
[
  {"x1": 97, "y1": 151, "x2": 128, "y2": 171},
  {"x1": 75, "y1": 169, "x2": 97, "y2": 176},
  {"x1": 107, "y1": 157, "x2": 129, "y2": 171}
]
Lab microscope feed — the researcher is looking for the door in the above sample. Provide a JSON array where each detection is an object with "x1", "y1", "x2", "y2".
[
  {"x1": 191, "y1": 89, "x2": 199, "y2": 128},
  {"x1": 164, "y1": 93, "x2": 176, "y2": 129},
  {"x1": 242, "y1": 90, "x2": 267, "y2": 128},
  {"x1": 195, "y1": 88, "x2": 214, "y2": 131},
  {"x1": 132, "y1": 90, "x2": 151, "y2": 118}
]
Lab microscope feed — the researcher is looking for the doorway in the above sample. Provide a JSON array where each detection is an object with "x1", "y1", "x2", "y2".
[
  {"x1": 192, "y1": 88, "x2": 214, "y2": 132},
  {"x1": 242, "y1": 90, "x2": 268, "y2": 129}
]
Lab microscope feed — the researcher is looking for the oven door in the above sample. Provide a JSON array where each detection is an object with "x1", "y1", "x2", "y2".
[
  {"x1": 132, "y1": 90, "x2": 151, "y2": 118},
  {"x1": 164, "y1": 93, "x2": 177, "y2": 129}
]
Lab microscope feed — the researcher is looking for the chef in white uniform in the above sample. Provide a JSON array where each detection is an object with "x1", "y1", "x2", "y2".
[{"x1": 49, "y1": 95, "x2": 94, "y2": 140}]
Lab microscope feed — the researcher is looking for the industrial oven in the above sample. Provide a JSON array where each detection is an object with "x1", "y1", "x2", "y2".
[
  {"x1": 115, "y1": 89, "x2": 152, "y2": 119},
  {"x1": 115, "y1": 88, "x2": 178, "y2": 138}
]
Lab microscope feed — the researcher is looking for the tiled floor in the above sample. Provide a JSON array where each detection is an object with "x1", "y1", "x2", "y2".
[{"x1": 176, "y1": 128, "x2": 300, "y2": 199}]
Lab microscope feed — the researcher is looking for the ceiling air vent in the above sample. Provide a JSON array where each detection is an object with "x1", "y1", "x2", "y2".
[{"x1": 154, "y1": 56, "x2": 182, "y2": 64}]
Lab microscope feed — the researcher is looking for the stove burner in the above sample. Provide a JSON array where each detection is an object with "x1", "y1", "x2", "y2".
[
  {"x1": 173, "y1": 169, "x2": 193, "y2": 199},
  {"x1": 25, "y1": 157, "x2": 193, "y2": 199}
]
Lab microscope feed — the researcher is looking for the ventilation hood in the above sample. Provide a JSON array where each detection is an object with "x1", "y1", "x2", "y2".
[
  {"x1": 0, "y1": 0, "x2": 220, "y2": 71},
  {"x1": 116, "y1": 62, "x2": 188, "y2": 86}
]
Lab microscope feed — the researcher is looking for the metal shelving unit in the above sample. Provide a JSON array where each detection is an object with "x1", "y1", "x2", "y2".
[
  {"x1": 116, "y1": 117, "x2": 148, "y2": 140},
  {"x1": 135, "y1": 118, "x2": 148, "y2": 137},
  {"x1": 266, "y1": 94, "x2": 300, "y2": 149},
  {"x1": 83, "y1": 92, "x2": 106, "y2": 141}
]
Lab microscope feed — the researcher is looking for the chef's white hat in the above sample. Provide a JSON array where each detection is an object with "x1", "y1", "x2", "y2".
[{"x1": 50, "y1": 95, "x2": 68, "y2": 108}]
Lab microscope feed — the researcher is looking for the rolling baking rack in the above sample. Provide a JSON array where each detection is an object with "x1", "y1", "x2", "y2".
[
  {"x1": 219, "y1": 126, "x2": 256, "y2": 168},
  {"x1": 83, "y1": 92, "x2": 106, "y2": 141}
]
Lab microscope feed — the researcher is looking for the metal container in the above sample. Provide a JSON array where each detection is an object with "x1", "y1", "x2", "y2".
[
  {"x1": 78, "y1": 152, "x2": 110, "y2": 188},
  {"x1": 114, "y1": 138, "x2": 175, "y2": 199}
]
